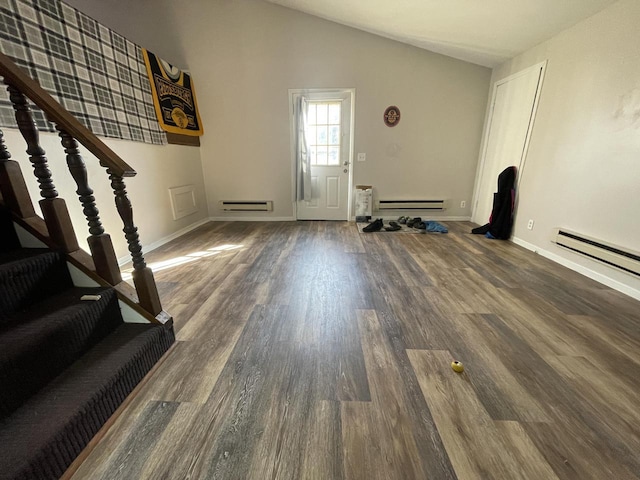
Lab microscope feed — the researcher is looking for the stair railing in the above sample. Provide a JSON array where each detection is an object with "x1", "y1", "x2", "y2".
[{"x1": 0, "y1": 51, "x2": 162, "y2": 317}]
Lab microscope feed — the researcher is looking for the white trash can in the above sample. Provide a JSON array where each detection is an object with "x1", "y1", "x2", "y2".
[{"x1": 355, "y1": 185, "x2": 372, "y2": 222}]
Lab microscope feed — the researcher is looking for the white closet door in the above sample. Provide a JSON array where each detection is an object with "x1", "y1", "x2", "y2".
[{"x1": 473, "y1": 63, "x2": 545, "y2": 225}]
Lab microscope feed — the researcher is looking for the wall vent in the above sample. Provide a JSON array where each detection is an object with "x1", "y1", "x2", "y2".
[
  {"x1": 168, "y1": 185, "x2": 198, "y2": 220},
  {"x1": 555, "y1": 229, "x2": 640, "y2": 277},
  {"x1": 376, "y1": 199, "x2": 446, "y2": 211},
  {"x1": 219, "y1": 200, "x2": 273, "y2": 212}
]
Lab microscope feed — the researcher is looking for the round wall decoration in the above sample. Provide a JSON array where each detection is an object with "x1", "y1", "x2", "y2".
[{"x1": 383, "y1": 106, "x2": 401, "y2": 127}]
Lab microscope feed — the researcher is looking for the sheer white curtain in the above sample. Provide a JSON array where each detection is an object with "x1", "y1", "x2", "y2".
[{"x1": 295, "y1": 95, "x2": 311, "y2": 201}]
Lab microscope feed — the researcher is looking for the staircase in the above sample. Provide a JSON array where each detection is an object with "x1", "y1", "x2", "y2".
[
  {"x1": 0, "y1": 51, "x2": 176, "y2": 478},
  {"x1": 0, "y1": 207, "x2": 174, "y2": 479}
]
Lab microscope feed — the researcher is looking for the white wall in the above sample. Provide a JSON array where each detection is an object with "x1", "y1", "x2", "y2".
[
  {"x1": 3, "y1": 129, "x2": 207, "y2": 261},
  {"x1": 153, "y1": 0, "x2": 491, "y2": 220},
  {"x1": 63, "y1": 0, "x2": 490, "y2": 221},
  {"x1": 489, "y1": 0, "x2": 640, "y2": 297}
]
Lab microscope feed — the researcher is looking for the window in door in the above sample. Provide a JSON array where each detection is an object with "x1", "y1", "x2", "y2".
[{"x1": 307, "y1": 102, "x2": 341, "y2": 166}]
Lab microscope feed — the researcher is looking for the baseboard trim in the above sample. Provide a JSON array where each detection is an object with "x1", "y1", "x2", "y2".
[
  {"x1": 512, "y1": 236, "x2": 640, "y2": 301},
  {"x1": 118, "y1": 218, "x2": 210, "y2": 266},
  {"x1": 208, "y1": 216, "x2": 296, "y2": 222}
]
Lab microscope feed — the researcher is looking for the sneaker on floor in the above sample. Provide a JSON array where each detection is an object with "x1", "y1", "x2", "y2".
[
  {"x1": 363, "y1": 218, "x2": 384, "y2": 232},
  {"x1": 385, "y1": 221, "x2": 402, "y2": 231},
  {"x1": 407, "y1": 217, "x2": 422, "y2": 227}
]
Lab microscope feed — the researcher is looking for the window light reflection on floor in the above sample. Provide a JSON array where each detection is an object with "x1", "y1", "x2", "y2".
[{"x1": 120, "y1": 244, "x2": 243, "y2": 281}]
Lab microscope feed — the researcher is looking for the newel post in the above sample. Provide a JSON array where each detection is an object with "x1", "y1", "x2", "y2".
[
  {"x1": 6, "y1": 84, "x2": 78, "y2": 252},
  {"x1": 0, "y1": 128, "x2": 36, "y2": 218},
  {"x1": 58, "y1": 129, "x2": 122, "y2": 284},
  {"x1": 107, "y1": 169, "x2": 162, "y2": 315}
]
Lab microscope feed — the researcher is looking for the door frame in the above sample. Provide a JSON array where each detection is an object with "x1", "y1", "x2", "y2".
[
  {"x1": 471, "y1": 61, "x2": 547, "y2": 223},
  {"x1": 288, "y1": 88, "x2": 356, "y2": 221}
]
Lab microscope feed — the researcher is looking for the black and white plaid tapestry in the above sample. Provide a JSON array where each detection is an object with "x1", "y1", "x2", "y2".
[{"x1": 0, "y1": 0, "x2": 166, "y2": 145}]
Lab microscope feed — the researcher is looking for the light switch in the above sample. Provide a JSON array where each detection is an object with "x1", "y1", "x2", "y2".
[{"x1": 357, "y1": 153, "x2": 366, "y2": 162}]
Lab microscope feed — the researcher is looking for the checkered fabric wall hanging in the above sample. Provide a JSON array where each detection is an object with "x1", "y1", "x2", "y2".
[{"x1": 0, "y1": 0, "x2": 166, "y2": 145}]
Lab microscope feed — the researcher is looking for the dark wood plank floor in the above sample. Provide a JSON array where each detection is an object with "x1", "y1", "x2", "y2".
[{"x1": 71, "y1": 221, "x2": 640, "y2": 480}]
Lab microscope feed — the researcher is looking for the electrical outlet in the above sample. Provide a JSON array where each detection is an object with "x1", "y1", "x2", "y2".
[
  {"x1": 357, "y1": 153, "x2": 366, "y2": 162},
  {"x1": 460, "y1": 200, "x2": 466, "y2": 208},
  {"x1": 527, "y1": 219, "x2": 534, "y2": 230}
]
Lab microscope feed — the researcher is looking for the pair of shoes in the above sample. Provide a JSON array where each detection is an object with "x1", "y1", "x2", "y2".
[
  {"x1": 406, "y1": 217, "x2": 422, "y2": 227},
  {"x1": 363, "y1": 218, "x2": 383, "y2": 232},
  {"x1": 398, "y1": 216, "x2": 409, "y2": 224},
  {"x1": 384, "y1": 221, "x2": 401, "y2": 231}
]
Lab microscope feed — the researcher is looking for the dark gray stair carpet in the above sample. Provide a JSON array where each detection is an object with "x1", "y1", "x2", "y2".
[
  {"x1": 0, "y1": 286, "x2": 123, "y2": 419},
  {"x1": 0, "y1": 249, "x2": 73, "y2": 323},
  {"x1": 0, "y1": 322, "x2": 175, "y2": 480}
]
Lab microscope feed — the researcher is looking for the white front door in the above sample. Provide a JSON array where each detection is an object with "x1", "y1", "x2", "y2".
[
  {"x1": 472, "y1": 62, "x2": 546, "y2": 225},
  {"x1": 293, "y1": 90, "x2": 353, "y2": 220}
]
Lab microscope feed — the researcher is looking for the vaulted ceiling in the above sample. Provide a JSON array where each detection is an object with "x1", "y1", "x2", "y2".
[{"x1": 264, "y1": 0, "x2": 618, "y2": 67}]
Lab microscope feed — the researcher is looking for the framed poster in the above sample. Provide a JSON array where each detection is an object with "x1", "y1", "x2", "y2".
[{"x1": 142, "y1": 49, "x2": 204, "y2": 136}]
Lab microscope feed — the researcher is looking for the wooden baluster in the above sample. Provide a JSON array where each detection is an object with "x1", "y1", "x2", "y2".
[
  {"x1": 58, "y1": 129, "x2": 122, "y2": 284},
  {"x1": 0, "y1": 128, "x2": 36, "y2": 217},
  {"x1": 108, "y1": 169, "x2": 162, "y2": 315},
  {"x1": 6, "y1": 84, "x2": 78, "y2": 252}
]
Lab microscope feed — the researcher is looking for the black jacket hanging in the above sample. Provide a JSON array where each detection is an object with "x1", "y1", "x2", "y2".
[{"x1": 471, "y1": 166, "x2": 516, "y2": 239}]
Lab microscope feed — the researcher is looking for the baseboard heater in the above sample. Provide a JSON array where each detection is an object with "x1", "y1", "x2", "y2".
[
  {"x1": 555, "y1": 229, "x2": 640, "y2": 277},
  {"x1": 376, "y1": 199, "x2": 446, "y2": 211},
  {"x1": 219, "y1": 200, "x2": 273, "y2": 212}
]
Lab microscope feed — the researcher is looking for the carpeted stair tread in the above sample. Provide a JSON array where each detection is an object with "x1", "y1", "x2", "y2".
[
  {"x1": 0, "y1": 322, "x2": 175, "y2": 480},
  {"x1": 0, "y1": 249, "x2": 73, "y2": 323},
  {"x1": 0, "y1": 286, "x2": 123, "y2": 420},
  {"x1": 0, "y1": 248, "x2": 52, "y2": 266},
  {"x1": 1, "y1": 284, "x2": 117, "y2": 330}
]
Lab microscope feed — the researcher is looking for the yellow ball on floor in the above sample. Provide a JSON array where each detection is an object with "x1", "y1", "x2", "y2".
[{"x1": 451, "y1": 361, "x2": 464, "y2": 373}]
